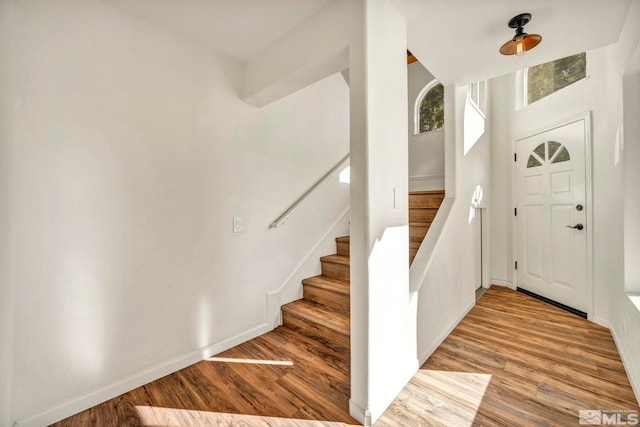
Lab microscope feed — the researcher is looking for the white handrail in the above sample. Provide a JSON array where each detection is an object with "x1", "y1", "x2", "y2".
[{"x1": 270, "y1": 154, "x2": 349, "y2": 228}]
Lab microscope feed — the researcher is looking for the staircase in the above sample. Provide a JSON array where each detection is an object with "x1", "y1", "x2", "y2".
[
  {"x1": 409, "y1": 190, "x2": 445, "y2": 264},
  {"x1": 280, "y1": 191, "x2": 444, "y2": 351},
  {"x1": 281, "y1": 238, "x2": 351, "y2": 352}
]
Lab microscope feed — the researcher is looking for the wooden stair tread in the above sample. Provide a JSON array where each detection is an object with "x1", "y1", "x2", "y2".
[
  {"x1": 409, "y1": 209, "x2": 438, "y2": 223},
  {"x1": 320, "y1": 254, "x2": 350, "y2": 266},
  {"x1": 408, "y1": 191, "x2": 444, "y2": 261},
  {"x1": 409, "y1": 221, "x2": 433, "y2": 227},
  {"x1": 409, "y1": 199, "x2": 444, "y2": 209},
  {"x1": 335, "y1": 236, "x2": 349, "y2": 243},
  {"x1": 303, "y1": 275, "x2": 350, "y2": 294},
  {"x1": 282, "y1": 300, "x2": 350, "y2": 336}
]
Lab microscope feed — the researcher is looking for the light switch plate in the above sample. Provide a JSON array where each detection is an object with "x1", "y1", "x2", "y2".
[{"x1": 233, "y1": 217, "x2": 243, "y2": 233}]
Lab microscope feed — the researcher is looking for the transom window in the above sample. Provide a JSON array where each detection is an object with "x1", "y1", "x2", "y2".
[
  {"x1": 527, "y1": 141, "x2": 571, "y2": 168},
  {"x1": 469, "y1": 80, "x2": 486, "y2": 115},
  {"x1": 415, "y1": 80, "x2": 444, "y2": 134},
  {"x1": 526, "y1": 52, "x2": 586, "y2": 105}
]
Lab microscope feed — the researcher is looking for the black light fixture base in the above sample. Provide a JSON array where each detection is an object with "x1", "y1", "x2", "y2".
[
  {"x1": 508, "y1": 13, "x2": 532, "y2": 29},
  {"x1": 500, "y1": 12, "x2": 541, "y2": 55}
]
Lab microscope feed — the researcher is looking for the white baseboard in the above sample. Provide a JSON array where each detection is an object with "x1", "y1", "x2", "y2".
[
  {"x1": 591, "y1": 315, "x2": 609, "y2": 328},
  {"x1": 14, "y1": 323, "x2": 271, "y2": 427},
  {"x1": 609, "y1": 323, "x2": 640, "y2": 406},
  {"x1": 349, "y1": 399, "x2": 372, "y2": 426},
  {"x1": 418, "y1": 300, "x2": 475, "y2": 366},
  {"x1": 266, "y1": 292, "x2": 282, "y2": 329},
  {"x1": 490, "y1": 279, "x2": 515, "y2": 290}
]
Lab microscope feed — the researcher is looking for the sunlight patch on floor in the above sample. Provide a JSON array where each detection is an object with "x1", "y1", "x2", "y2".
[
  {"x1": 135, "y1": 406, "x2": 352, "y2": 426},
  {"x1": 206, "y1": 356, "x2": 294, "y2": 366},
  {"x1": 375, "y1": 370, "x2": 491, "y2": 426}
]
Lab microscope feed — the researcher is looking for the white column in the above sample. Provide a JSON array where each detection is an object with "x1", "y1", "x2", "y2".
[{"x1": 349, "y1": 0, "x2": 416, "y2": 424}]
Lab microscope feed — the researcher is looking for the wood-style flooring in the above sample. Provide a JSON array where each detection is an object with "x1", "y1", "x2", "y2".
[
  {"x1": 53, "y1": 286, "x2": 639, "y2": 426},
  {"x1": 52, "y1": 326, "x2": 359, "y2": 426},
  {"x1": 375, "y1": 286, "x2": 640, "y2": 426}
]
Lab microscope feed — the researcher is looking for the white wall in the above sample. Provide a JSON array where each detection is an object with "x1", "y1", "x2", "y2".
[
  {"x1": 9, "y1": 0, "x2": 350, "y2": 425},
  {"x1": 624, "y1": 72, "x2": 640, "y2": 294},
  {"x1": 613, "y1": 0, "x2": 640, "y2": 402},
  {"x1": 488, "y1": 73, "x2": 515, "y2": 287},
  {"x1": 411, "y1": 81, "x2": 492, "y2": 362},
  {"x1": 408, "y1": 62, "x2": 445, "y2": 191},
  {"x1": 0, "y1": 0, "x2": 15, "y2": 424}
]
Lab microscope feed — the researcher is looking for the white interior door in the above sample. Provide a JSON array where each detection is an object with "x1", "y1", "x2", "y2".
[{"x1": 515, "y1": 119, "x2": 588, "y2": 313}]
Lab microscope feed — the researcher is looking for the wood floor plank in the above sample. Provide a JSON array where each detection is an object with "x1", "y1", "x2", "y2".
[{"x1": 375, "y1": 286, "x2": 639, "y2": 426}]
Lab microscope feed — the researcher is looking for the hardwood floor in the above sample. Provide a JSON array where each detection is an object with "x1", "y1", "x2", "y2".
[
  {"x1": 52, "y1": 326, "x2": 359, "y2": 426},
  {"x1": 375, "y1": 286, "x2": 640, "y2": 426},
  {"x1": 53, "y1": 286, "x2": 639, "y2": 426}
]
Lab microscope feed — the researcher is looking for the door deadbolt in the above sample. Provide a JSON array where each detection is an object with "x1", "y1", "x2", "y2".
[{"x1": 576, "y1": 204, "x2": 583, "y2": 211}]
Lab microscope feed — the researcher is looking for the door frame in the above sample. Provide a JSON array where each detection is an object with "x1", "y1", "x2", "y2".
[{"x1": 511, "y1": 112, "x2": 594, "y2": 320}]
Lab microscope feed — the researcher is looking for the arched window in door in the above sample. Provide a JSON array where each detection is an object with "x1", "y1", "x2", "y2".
[{"x1": 527, "y1": 141, "x2": 571, "y2": 168}]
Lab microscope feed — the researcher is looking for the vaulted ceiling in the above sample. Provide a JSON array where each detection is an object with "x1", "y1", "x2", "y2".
[{"x1": 103, "y1": 0, "x2": 632, "y2": 84}]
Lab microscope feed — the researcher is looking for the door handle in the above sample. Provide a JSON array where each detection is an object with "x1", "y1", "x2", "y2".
[{"x1": 566, "y1": 224, "x2": 584, "y2": 230}]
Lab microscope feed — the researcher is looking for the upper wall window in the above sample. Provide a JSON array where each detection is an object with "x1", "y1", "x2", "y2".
[
  {"x1": 415, "y1": 80, "x2": 444, "y2": 134},
  {"x1": 469, "y1": 80, "x2": 487, "y2": 115},
  {"x1": 526, "y1": 52, "x2": 586, "y2": 105}
]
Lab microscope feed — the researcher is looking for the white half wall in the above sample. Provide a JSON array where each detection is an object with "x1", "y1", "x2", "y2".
[
  {"x1": 9, "y1": 0, "x2": 350, "y2": 424},
  {"x1": 411, "y1": 82, "x2": 492, "y2": 363}
]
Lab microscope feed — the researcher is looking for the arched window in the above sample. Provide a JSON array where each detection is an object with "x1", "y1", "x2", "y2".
[
  {"x1": 415, "y1": 80, "x2": 444, "y2": 134},
  {"x1": 526, "y1": 141, "x2": 571, "y2": 168}
]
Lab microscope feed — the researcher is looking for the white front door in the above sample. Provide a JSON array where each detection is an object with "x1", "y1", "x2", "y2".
[{"x1": 515, "y1": 119, "x2": 588, "y2": 313}]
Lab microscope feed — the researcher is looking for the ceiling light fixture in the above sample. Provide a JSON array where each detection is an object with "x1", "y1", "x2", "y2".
[{"x1": 499, "y1": 13, "x2": 542, "y2": 56}]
